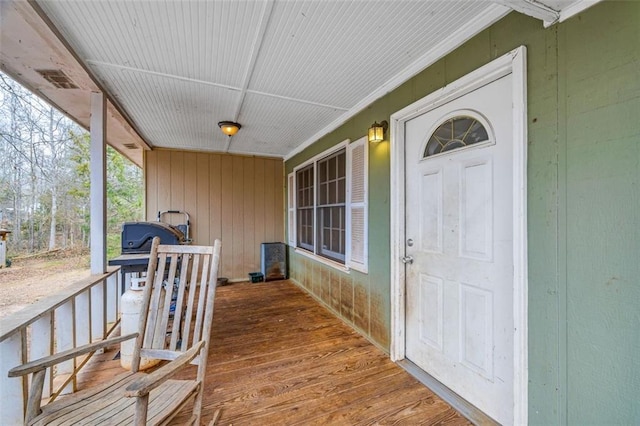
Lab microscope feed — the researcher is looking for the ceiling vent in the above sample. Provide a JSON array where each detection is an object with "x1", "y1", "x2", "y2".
[
  {"x1": 36, "y1": 69, "x2": 78, "y2": 89},
  {"x1": 123, "y1": 143, "x2": 138, "y2": 150}
]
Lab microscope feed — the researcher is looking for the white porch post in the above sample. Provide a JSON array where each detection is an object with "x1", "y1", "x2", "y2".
[
  {"x1": 90, "y1": 91, "x2": 107, "y2": 274},
  {"x1": 90, "y1": 92, "x2": 107, "y2": 340}
]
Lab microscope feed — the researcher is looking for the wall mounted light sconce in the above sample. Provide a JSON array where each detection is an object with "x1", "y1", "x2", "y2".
[
  {"x1": 218, "y1": 121, "x2": 241, "y2": 136},
  {"x1": 368, "y1": 120, "x2": 388, "y2": 143}
]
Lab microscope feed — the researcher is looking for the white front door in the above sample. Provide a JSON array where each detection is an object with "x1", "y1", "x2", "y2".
[{"x1": 404, "y1": 74, "x2": 514, "y2": 424}]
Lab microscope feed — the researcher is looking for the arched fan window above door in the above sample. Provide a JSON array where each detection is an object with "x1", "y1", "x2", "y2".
[{"x1": 424, "y1": 115, "x2": 490, "y2": 158}]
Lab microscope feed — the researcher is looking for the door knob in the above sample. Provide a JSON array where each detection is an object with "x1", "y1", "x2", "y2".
[{"x1": 401, "y1": 255, "x2": 414, "y2": 264}]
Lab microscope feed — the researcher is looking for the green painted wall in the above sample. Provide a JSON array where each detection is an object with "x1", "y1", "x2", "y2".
[
  {"x1": 285, "y1": 2, "x2": 639, "y2": 423},
  {"x1": 560, "y1": 4, "x2": 640, "y2": 424},
  {"x1": 286, "y1": 125, "x2": 393, "y2": 349}
]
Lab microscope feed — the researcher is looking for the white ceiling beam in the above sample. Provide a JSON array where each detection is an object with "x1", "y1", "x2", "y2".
[
  {"x1": 246, "y1": 89, "x2": 349, "y2": 111},
  {"x1": 86, "y1": 60, "x2": 241, "y2": 92},
  {"x1": 225, "y1": 0, "x2": 275, "y2": 153},
  {"x1": 492, "y1": 0, "x2": 560, "y2": 26},
  {"x1": 87, "y1": 59, "x2": 347, "y2": 112}
]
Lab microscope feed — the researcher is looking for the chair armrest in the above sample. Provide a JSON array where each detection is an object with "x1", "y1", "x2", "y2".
[
  {"x1": 8, "y1": 333, "x2": 138, "y2": 378},
  {"x1": 125, "y1": 340, "x2": 205, "y2": 397}
]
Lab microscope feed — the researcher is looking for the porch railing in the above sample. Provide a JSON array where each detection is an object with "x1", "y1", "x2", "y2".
[{"x1": 0, "y1": 267, "x2": 121, "y2": 424}]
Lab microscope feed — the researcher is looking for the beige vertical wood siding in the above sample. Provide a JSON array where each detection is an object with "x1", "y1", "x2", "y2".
[{"x1": 145, "y1": 149, "x2": 284, "y2": 281}]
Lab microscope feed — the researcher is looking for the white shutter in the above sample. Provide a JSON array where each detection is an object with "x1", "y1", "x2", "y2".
[
  {"x1": 287, "y1": 172, "x2": 296, "y2": 247},
  {"x1": 346, "y1": 137, "x2": 368, "y2": 273}
]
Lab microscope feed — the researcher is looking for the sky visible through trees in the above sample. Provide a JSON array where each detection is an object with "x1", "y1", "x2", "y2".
[{"x1": 0, "y1": 72, "x2": 143, "y2": 260}]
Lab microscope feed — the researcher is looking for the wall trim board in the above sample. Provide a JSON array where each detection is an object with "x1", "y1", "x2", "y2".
[{"x1": 389, "y1": 46, "x2": 528, "y2": 425}]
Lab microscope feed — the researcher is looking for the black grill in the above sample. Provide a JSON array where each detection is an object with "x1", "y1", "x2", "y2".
[{"x1": 121, "y1": 221, "x2": 185, "y2": 254}]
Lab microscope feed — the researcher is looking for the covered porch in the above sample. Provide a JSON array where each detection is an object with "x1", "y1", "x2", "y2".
[
  {"x1": 3, "y1": 0, "x2": 638, "y2": 425},
  {"x1": 3, "y1": 277, "x2": 472, "y2": 425}
]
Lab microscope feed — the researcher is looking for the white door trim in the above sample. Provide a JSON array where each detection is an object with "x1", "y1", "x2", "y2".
[{"x1": 390, "y1": 46, "x2": 528, "y2": 425}]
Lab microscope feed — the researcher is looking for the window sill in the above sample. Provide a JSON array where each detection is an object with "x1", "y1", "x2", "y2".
[{"x1": 293, "y1": 247, "x2": 350, "y2": 273}]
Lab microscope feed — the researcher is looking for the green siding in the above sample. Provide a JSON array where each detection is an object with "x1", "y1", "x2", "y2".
[
  {"x1": 561, "y1": 4, "x2": 640, "y2": 424},
  {"x1": 285, "y1": 2, "x2": 639, "y2": 423}
]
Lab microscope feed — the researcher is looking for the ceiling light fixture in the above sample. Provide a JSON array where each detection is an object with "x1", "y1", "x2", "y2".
[
  {"x1": 218, "y1": 121, "x2": 241, "y2": 136},
  {"x1": 368, "y1": 120, "x2": 388, "y2": 143}
]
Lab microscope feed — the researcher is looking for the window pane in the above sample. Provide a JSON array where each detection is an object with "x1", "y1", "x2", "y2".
[
  {"x1": 337, "y1": 177, "x2": 345, "y2": 203},
  {"x1": 319, "y1": 160, "x2": 326, "y2": 183},
  {"x1": 424, "y1": 116, "x2": 489, "y2": 158},
  {"x1": 297, "y1": 149, "x2": 348, "y2": 263},
  {"x1": 296, "y1": 164, "x2": 314, "y2": 250},
  {"x1": 319, "y1": 182, "x2": 326, "y2": 205},
  {"x1": 296, "y1": 166, "x2": 313, "y2": 208},
  {"x1": 332, "y1": 207, "x2": 340, "y2": 225},
  {"x1": 323, "y1": 228, "x2": 330, "y2": 250},
  {"x1": 317, "y1": 205, "x2": 345, "y2": 262},
  {"x1": 328, "y1": 156, "x2": 336, "y2": 180}
]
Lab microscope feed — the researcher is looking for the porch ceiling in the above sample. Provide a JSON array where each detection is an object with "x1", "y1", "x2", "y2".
[{"x1": 1, "y1": 0, "x2": 599, "y2": 164}]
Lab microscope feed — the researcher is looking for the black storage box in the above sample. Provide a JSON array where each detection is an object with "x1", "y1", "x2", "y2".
[{"x1": 249, "y1": 272, "x2": 264, "y2": 283}]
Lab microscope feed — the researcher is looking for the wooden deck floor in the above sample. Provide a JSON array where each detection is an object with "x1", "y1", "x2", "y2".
[{"x1": 79, "y1": 280, "x2": 470, "y2": 425}]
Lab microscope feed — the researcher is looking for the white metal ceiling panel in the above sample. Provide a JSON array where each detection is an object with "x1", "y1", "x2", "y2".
[
  {"x1": 250, "y1": 0, "x2": 493, "y2": 108},
  {"x1": 94, "y1": 64, "x2": 242, "y2": 152},
  {"x1": 6, "y1": 0, "x2": 605, "y2": 161},
  {"x1": 228, "y1": 91, "x2": 345, "y2": 157},
  {"x1": 37, "y1": 0, "x2": 264, "y2": 89},
  {"x1": 30, "y1": 0, "x2": 511, "y2": 158}
]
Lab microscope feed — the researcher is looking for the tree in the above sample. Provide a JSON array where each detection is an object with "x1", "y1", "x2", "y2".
[
  {"x1": 69, "y1": 132, "x2": 143, "y2": 258},
  {"x1": 1, "y1": 72, "x2": 143, "y2": 256}
]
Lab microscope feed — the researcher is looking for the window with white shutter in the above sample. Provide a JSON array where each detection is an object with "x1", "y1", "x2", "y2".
[
  {"x1": 287, "y1": 173, "x2": 295, "y2": 246},
  {"x1": 316, "y1": 150, "x2": 346, "y2": 262},
  {"x1": 346, "y1": 137, "x2": 368, "y2": 273},
  {"x1": 296, "y1": 164, "x2": 315, "y2": 251},
  {"x1": 288, "y1": 138, "x2": 368, "y2": 273}
]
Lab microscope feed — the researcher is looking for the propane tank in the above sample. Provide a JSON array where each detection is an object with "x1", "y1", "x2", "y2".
[{"x1": 120, "y1": 277, "x2": 160, "y2": 370}]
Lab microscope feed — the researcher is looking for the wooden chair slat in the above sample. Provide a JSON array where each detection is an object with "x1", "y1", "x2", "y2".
[
  {"x1": 34, "y1": 372, "x2": 139, "y2": 426},
  {"x1": 144, "y1": 252, "x2": 167, "y2": 348},
  {"x1": 36, "y1": 378, "x2": 198, "y2": 426},
  {"x1": 146, "y1": 380, "x2": 198, "y2": 425},
  {"x1": 192, "y1": 254, "x2": 211, "y2": 346},
  {"x1": 180, "y1": 254, "x2": 202, "y2": 351},
  {"x1": 181, "y1": 253, "x2": 201, "y2": 352},
  {"x1": 154, "y1": 253, "x2": 179, "y2": 349},
  {"x1": 169, "y1": 253, "x2": 191, "y2": 350},
  {"x1": 139, "y1": 348, "x2": 181, "y2": 362}
]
